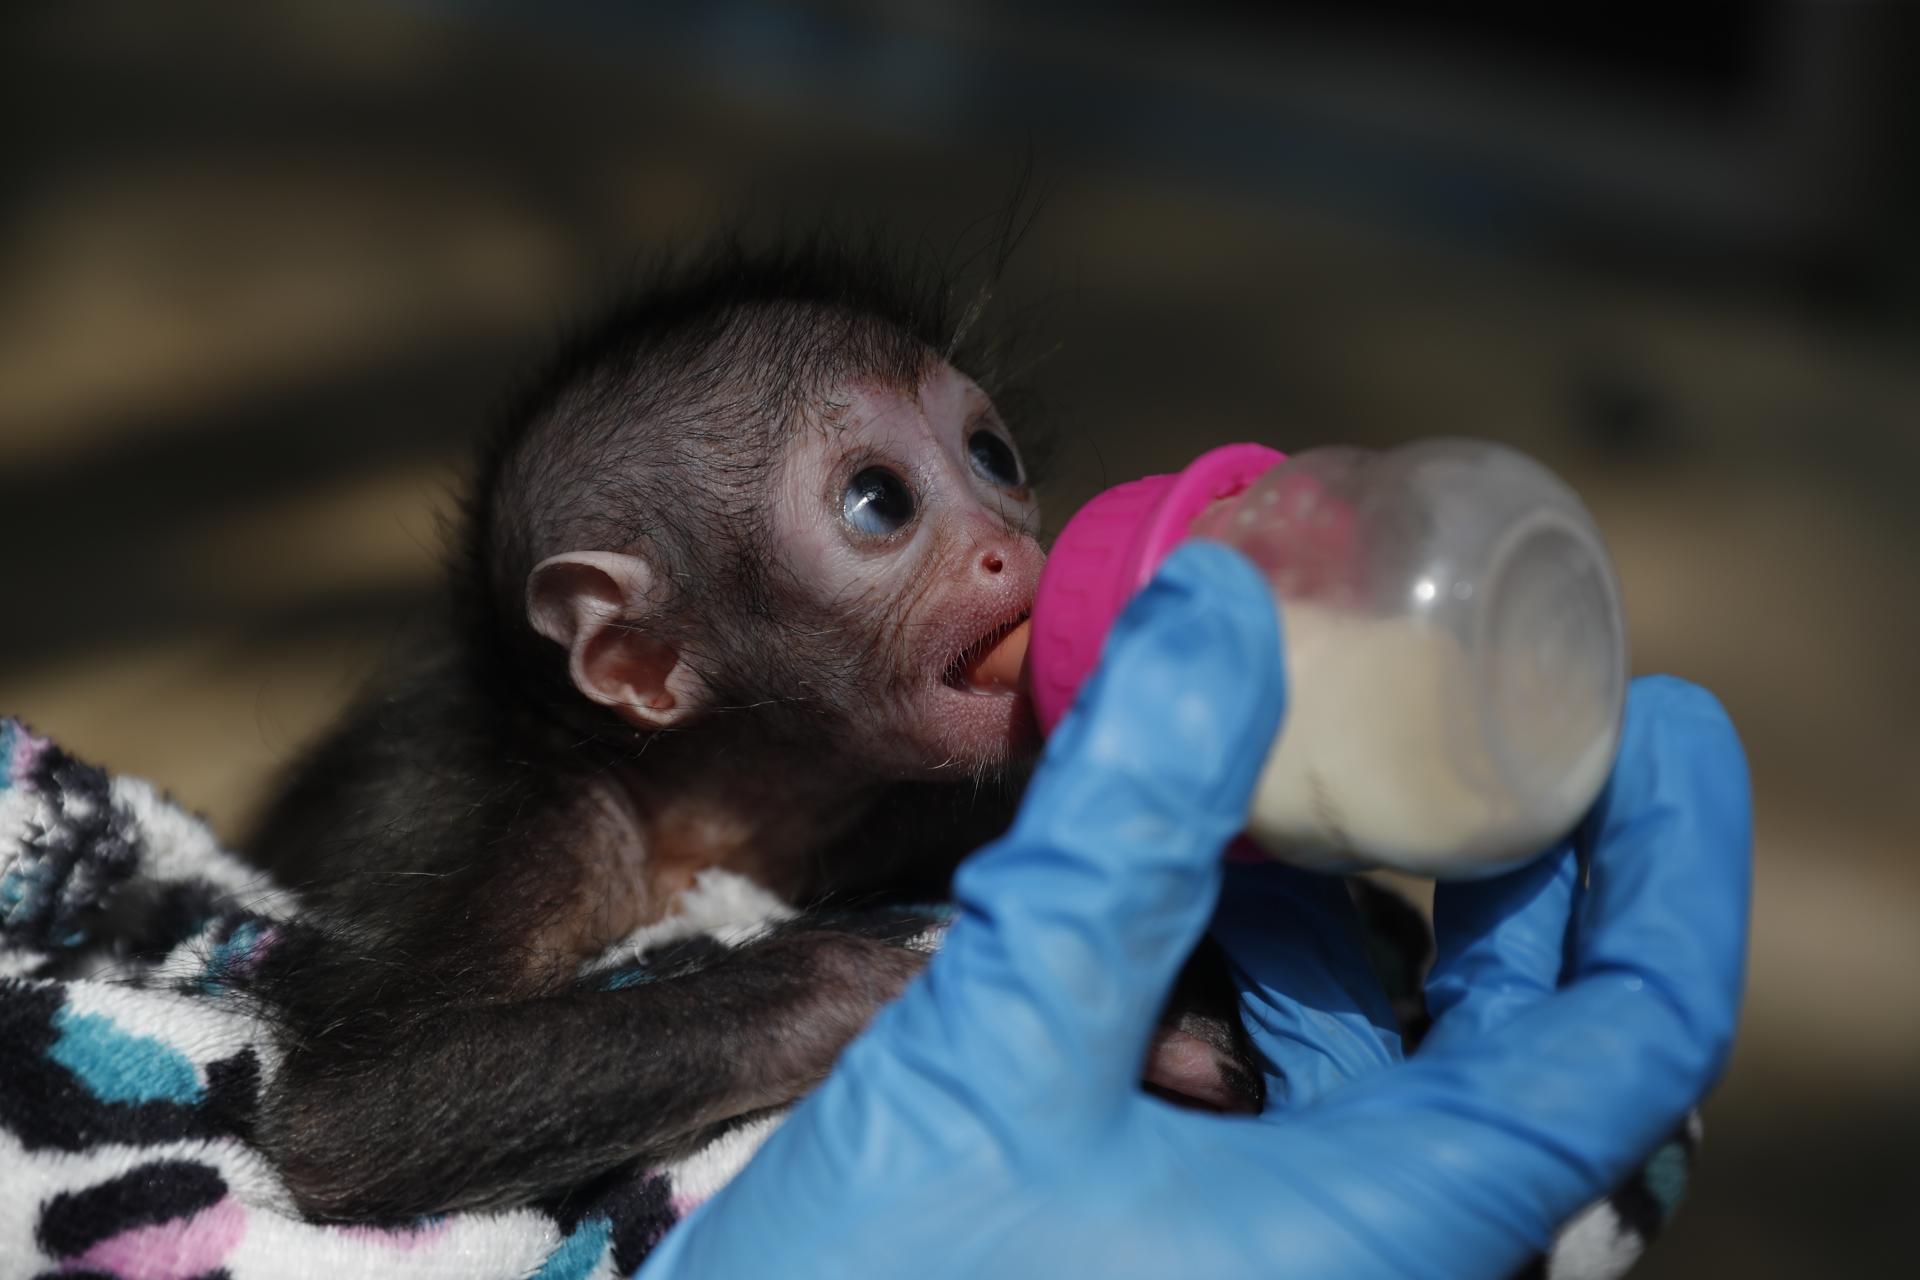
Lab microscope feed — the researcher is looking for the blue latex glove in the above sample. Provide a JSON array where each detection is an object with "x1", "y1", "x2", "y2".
[{"x1": 639, "y1": 542, "x2": 1751, "y2": 1279}]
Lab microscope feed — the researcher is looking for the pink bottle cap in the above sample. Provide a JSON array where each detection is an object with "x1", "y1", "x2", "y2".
[{"x1": 1029, "y1": 443, "x2": 1285, "y2": 734}]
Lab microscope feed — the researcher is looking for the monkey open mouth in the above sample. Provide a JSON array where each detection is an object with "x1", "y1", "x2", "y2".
[{"x1": 942, "y1": 612, "x2": 1031, "y2": 694}]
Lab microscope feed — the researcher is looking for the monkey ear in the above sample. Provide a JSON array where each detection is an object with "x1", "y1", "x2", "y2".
[{"x1": 525, "y1": 552, "x2": 707, "y2": 731}]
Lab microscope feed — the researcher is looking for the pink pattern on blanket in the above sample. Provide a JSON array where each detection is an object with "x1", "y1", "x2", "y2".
[
  {"x1": 68, "y1": 1196, "x2": 245, "y2": 1279},
  {"x1": 4, "y1": 721, "x2": 48, "y2": 790}
]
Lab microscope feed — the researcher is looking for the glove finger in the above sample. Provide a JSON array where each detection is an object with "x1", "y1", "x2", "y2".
[
  {"x1": 1566, "y1": 675, "x2": 1751, "y2": 1088},
  {"x1": 1211, "y1": 861, "x2": 1403, "y2": 1109},
  {"x1": 895, "y1": 542, "x2": 1286, "y2": 1137},
  {"x1": 1277, "y1": 675, "x2": 1751, "y2": 1264},
  {"x1": 1419, "y1": 843, "x2": 1580, "y2": 1056}
]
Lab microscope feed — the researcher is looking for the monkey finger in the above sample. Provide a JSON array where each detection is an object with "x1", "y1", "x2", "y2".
[{"x1": 926, "y1": 542, "x2": 1287, "y2": 1134}]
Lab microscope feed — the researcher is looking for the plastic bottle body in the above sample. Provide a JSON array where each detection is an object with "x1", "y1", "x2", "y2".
[{"x1": 1188, "y1": 440, "x2": 1626, "y2": 875}]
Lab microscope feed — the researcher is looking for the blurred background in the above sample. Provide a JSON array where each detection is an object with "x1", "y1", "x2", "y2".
[{"x1": 3, "y1": 1, "x2": 1914, "y2": 1270}]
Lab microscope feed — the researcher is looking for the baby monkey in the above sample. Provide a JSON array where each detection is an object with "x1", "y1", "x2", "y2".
[{"x1": 247, "y1": 242, "x2": 1260, "y2": 1223}]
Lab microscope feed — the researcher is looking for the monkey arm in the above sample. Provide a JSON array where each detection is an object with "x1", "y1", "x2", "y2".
[{"x1": 258, "y1": 929, "x2": 923, "y2": 1223}]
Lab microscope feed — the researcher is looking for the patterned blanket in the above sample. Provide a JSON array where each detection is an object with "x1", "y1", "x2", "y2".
[{"x1": 0, "y1": 718, "x2": 1691, "y2": 1279}]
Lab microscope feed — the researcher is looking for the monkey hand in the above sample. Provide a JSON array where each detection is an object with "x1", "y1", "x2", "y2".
[{"x1": 639, "y1": 543, "x2": 1752, "y2": 1280}]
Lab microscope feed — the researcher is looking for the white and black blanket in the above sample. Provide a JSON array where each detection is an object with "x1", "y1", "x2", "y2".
[{"x1": 0, "y1": 717, "x2": 1692, "y2": 1279}]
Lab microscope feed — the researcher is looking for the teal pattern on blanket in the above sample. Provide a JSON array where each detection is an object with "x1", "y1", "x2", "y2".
[
  {"x1": 534, "y1": 1216, "x2": 613, "y2": 1280},
  {"x1": 50, "y1": 1006, "x2": 204, "y2": 1105},
  {"x1": 0, "y1": 863, "x2": 45, "y2": 925},
  {"x1": 1644, "y1": 1138, "x2": 1691, "y2": 1220}
]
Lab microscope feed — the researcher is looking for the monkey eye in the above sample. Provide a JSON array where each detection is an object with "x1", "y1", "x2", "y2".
[
  {"x1": 967, "y1": 430, "x2": 1023, "y2": 488},
  {"x1": 842, "y1": 466, "x2": 917, "y2": 537}
]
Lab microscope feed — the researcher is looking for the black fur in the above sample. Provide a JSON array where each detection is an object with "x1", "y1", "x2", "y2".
[{"x1": 242, "y1": 234, "x2": 1046, "y2": 1222}]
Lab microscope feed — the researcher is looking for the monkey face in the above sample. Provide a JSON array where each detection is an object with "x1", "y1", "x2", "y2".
[{"x1": 773, "y1": 361, "x2": 1044, "y2": 778}]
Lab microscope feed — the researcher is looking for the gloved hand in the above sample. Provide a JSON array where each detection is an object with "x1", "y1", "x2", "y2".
[{"x1": 639, "y1": 542, "x2": 1751, "y2": 1279}]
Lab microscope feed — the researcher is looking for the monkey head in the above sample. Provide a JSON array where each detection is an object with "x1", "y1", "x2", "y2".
[
  {"x1": 524, "y1": 358, "x2": 1041, "y2": 779},
  {"x1": 488, "y1": 262, "x2": 1046, "y2": 786}
]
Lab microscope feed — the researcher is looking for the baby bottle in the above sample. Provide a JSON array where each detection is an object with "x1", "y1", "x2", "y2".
[{"x1": 1017, "y1": 439, "x2": 1628, "y2": 877}]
